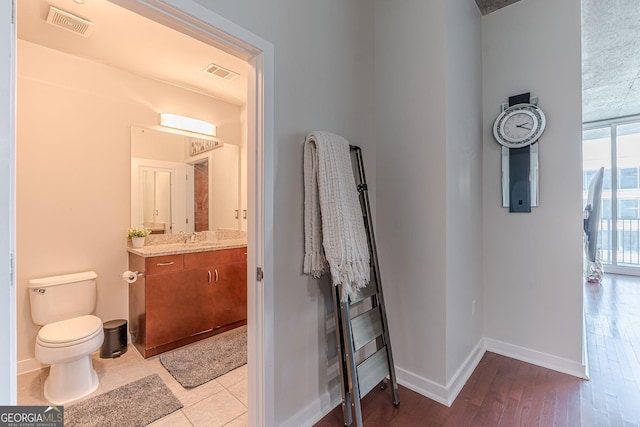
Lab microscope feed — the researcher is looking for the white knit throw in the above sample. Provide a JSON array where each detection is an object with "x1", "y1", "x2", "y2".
[{"x1": 303, "y1": 131, "x2": 370, "y2": 301}]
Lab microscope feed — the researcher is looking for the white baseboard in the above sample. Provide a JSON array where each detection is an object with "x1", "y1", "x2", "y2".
[
  {"x1": 397, "y1": 337, "x2": 485, "y2": 407},
  {"x1": 485, "y1": 338, "x2": 588, "y2": 379},
  {"x1": 396, "y1": 366, "x2": 449, "y2": 406},
  {"x1": 281, "y1": 338, "x2": 486, "y2": 427},
  {"x1": 250, "y1": 335, "x2": 589, "y2": 427},
  {"x1": 582, "y1": 314, "x2": 590, "y2": 380},
  {"x1": 17, "y1": 358, "x2": 45, "y2": 375},
  {"x1": 279, "y1": 388, "x2": 342, "y2": 427},
  {"x1": 444, "y1": 338, "x2": 486, "y2": 405}
]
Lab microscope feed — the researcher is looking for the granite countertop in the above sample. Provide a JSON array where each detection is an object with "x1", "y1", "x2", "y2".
[
  {"x1": 126, "y1": 230, "x2": 247, "y2": 257},
  {"x1": 127, "y1": 238, "x2": 247, "y2": 257}
]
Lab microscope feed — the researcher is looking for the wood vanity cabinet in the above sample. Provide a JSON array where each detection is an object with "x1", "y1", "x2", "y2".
[{"x1": 128, "y1": 247, "x2": 247, "y2": 358}]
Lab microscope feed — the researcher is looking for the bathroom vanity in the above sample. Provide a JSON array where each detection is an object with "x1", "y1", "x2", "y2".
[{"x1": 127, "y1": 241, "x2": 247, "y2": 358}]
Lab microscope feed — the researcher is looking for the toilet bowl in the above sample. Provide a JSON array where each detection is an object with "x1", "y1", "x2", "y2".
[
  {"x1": 28, "y1": 271, "x2": 104, "y2": 405},
  {"x1": 35, "y1": 315, "x2": 104, "y2": 405}
]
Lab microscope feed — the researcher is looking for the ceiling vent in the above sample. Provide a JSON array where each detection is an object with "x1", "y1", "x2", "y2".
[
  {"x1": 46, "y1": 6, "x2": 95, "y2": 37},
  {"x1": 203, "y1": 63, "x2": 239, "y2": 81}
]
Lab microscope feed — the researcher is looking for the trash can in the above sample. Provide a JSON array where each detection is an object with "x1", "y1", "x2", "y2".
[{"x1": 100, "y1": 319, "x2": 128, "y2": 359}]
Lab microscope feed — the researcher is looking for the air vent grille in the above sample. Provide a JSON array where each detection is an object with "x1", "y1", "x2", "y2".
[
  {"x1": 203, "y1": 63, "x2": 239, "y2": 81},
  {"x1": 46, "y1": 7, "x2": 95, "y2": 37}
]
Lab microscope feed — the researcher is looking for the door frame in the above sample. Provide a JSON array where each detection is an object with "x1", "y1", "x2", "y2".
[
  {"x1": 0, "y1": 0, "x2": 16, "y2": 406},
  {"x1": 110, "y1": 3, "x2": 276, "y2": 426},
  {"x1": 3, "y1": 1, "x2": 275, "y2": 425}
]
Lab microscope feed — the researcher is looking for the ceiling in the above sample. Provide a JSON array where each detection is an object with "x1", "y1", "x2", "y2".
[
  {"x1": 19, "y1": 0, "x2": 640, "y2": 124},
  {"x1": 477, "y1": 0, "x2": 640, "y2": 124},
  {"x1": 474, "y1": 0, "x2": 521, "y2": 16},
  {"x1": 17, "y1": 0, "x2": 248, "y2": 106},
  {"x1": 581, "y1": 0, "x2": 640, "y2": 123}
]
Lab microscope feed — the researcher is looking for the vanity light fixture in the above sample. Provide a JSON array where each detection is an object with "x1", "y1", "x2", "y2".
[{"x1": 159, "y1": 114, "x2": 217, "y2": 137}]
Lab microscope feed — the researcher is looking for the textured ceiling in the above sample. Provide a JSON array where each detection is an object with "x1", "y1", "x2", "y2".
[
  {"x1": 477, "y1": 0, "x2": 640, "y2": 123},
  {"x1": 582, "y1": 0, "x2": 640, "y2": 123},
  {"x1": 474, "y1": 0, "x2": 521, "y2": 16}
]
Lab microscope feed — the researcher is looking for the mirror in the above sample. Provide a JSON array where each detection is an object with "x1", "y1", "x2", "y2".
[{"x1": 131, "y1": 126, "x2": 240, "y2": 234}]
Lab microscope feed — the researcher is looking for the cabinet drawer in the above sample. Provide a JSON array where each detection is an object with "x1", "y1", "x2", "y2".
[
  {"x1": 184, "y1": 248, "x2": 237, "y2": 269},
  {"x1": 146, "y1": 254, "x2": 183, "y2": 275}
]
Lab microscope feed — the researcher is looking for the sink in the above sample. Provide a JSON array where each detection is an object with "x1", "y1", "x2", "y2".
[
  {"x1": 128, "y1": 236, "x2": 247, "y2": 256},
  {"x1": 178, "y1": 241, "x2": 215, "y2": 249},
  {"x1": 188, "y1": 241, "x2": 215, "y2": 247}
]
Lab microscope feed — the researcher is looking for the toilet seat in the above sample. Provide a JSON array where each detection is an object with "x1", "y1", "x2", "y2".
[{"x1": 37, "y1": 315, "x2": 103, "y2": 348}]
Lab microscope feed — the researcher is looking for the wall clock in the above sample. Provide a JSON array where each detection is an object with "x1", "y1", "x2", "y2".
[
  {"x1": 494, "y1": 92, "x2": 543, "y2": 213},
  {"x1": 493, "y1": 103, "x2": 546, "y2": 149}
]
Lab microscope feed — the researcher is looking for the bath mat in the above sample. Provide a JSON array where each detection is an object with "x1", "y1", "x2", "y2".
[
  {"x1": 64, "y1": 374, "x2": 182, "y2": 427},
  {"x1": 160, "y1": 325, "x2": 247, "y2": 388}
]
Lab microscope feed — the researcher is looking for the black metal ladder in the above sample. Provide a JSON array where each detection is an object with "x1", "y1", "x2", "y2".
[{"x1": 331, "y1": 145, "x2": 400, "y2": 427}]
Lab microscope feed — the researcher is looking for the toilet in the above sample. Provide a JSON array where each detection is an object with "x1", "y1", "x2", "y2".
[{"x1": 28, "y1": 271, "x2": 104, "y2": 405}]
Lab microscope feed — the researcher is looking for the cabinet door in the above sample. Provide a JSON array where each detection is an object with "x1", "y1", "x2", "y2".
[
  {"x1": 211, "y1": 262, "x2": 247, "y2": 329},
  {"x1": 210, "y1": 144, "x2": 240, "y2": 230},
  {"x1": 146, "y1": 269, "x2": 213, "y2": 349}
]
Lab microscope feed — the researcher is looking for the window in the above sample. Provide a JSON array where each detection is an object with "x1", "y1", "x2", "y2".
[
  {"x1": 584, "y1": 170, "x2": 596, "y2": 191},
  {"x1": 603, "y1": 169, "x2": 612, "y2": 190},
  {"x1": 619, "y1": 199, "x2": 640, "y2": 219},
  {"x1": 619, "y1": 167, "x2": 639, "y2": 190},
  {"x1": 602, "y1": 199, "x2": 612, "y2": 219},
  {"x1": 584, "y1": 168, "x2": 613, "y2": 191},
  {"x1": 583, "y1": 120, "x2": 640, "y2": 270}
]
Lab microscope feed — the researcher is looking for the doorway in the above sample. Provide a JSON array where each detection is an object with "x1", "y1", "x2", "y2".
[
  {"x1": 193, "y1": 160, "x2": 210, "y2": 232},
  {"x1": 583, "y1": 119, "x2": 640, "y2": 275},
  {"x1": 3, "y1": 0, "x2": 274, "y2": 424}
]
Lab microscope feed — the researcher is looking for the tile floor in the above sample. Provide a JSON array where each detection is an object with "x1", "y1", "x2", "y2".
[{"x1": 17, "y1": 346, "x2": 248, "y2": 427}]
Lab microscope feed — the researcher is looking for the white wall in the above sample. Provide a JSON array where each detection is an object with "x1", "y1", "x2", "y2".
[
  {"x1": 482, "y1": 0, "x2": 585, "y2": 374},
  {"x1": 16, "y1": 40, "x2": 241, "y2": 366},
  {"x1": 192, "y1": 1, "x2": 375, "y2": 424},
  {"x1": 374, "y1": 0, "x2": 448, "y2": 389},
  {"x1": 444, "y1": 0, "x2": 484, "y2": 384},
  {"x1": 374, "y1": 0, "x2": 483, "y2": 402}
]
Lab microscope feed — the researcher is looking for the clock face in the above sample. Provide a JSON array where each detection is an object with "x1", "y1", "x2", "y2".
[{"x1": 493, "y1": 104, "x2": 546, "y2": 148}]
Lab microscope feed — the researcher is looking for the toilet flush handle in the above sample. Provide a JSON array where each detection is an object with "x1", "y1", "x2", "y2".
[{"x1": 32, "y1": 288, "x2": 45, "y2": 294}]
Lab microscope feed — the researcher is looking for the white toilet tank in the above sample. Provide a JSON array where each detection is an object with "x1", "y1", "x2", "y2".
[{"x1": 28, "y1": 271, "x2": 98, "y2": 326}]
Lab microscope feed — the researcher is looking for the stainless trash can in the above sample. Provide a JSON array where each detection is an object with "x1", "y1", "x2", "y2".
[{"x1": 100, "y1": 319, "x2": 128, "y2": 358}]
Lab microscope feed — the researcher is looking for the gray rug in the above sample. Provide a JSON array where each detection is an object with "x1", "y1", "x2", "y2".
[
  {"x1": 64, "y1": 374, "x2": 182, "y2": 427},
  {"x1": 160, "y1": 325, "x2": 247, "y2": 388}
]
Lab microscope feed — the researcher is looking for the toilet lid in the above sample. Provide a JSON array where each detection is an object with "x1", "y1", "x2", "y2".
[{"x1": 38, "y1": 315, "x2": 102, "y2": 345}]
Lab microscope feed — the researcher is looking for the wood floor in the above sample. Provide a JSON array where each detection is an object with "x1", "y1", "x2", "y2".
[{"x1": 314, "y1": 274, "x2": 640, "y2": 426}]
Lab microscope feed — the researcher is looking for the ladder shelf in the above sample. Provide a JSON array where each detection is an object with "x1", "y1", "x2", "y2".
[{"x1": 331, "y1": 146, "x2": 399, "y2": 427}]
